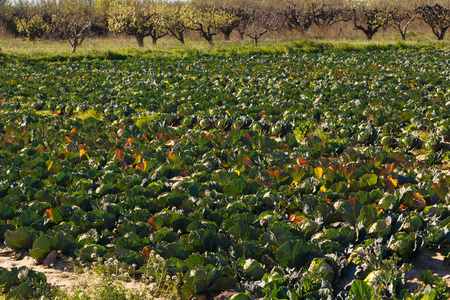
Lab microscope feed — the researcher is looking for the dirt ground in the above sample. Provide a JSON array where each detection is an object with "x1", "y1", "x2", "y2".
[
  {"x1": 0, "y1": 244, "x2": 76, "y2": 293},
  {"x1": 1, "y1": 243, "x2": 449, "y2": 295},
  {"x1": 405, "y1": 248, "x2": 450, "y2": 290}
]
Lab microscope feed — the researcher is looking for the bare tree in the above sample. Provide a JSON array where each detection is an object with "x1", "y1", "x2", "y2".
[
  {"x1": 242, "y1": 8, "x2": 285, "y2": 46},
  {"x1": 390, "y1": 2, "x2": 418, "y2": 40},
  {"x1": 352, "y1": 1, "x2": 395, "y2": 40},
  {"x1": 286, "y1": 1, "x2": 315, "y2": 34},
  {"x1": 416, "y1": 3, "x2": 450, "y2": 41},
  {"x1": 312, "y1": 0, "x2": 352, "y2": 29},
  {"x1": 51, "y1": 0, "x2": 97, "y2": 52}
]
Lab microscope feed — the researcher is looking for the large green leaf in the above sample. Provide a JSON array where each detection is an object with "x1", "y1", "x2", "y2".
[
  {"x1": 181, "y1": 265, "x2": 235, "y2": 297},
  {"x1": 4, "y1": 228, "x2": 37, "y2": 250},
  {"x1": 339, "y1": 199, "x2": 363, "y2": 227},
  {"x1": 275, "y1": 239, "x2": 312, "y2": 268},
  {"x1": 349, "y1": 280, "x2": 371, "y2": 299},
  {"x1": 30, "y1": 235, "x2": 52, "y2": 259}
]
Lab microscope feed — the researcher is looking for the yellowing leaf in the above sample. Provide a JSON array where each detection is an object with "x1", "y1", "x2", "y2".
[
  {"x1": 234, "y1": 169, "x2": 241, "y2": 176},
  {"x1": 314, "y1": 167, "x2": 323, "y2": 179},
  {"x1": 47, "y1": 161, "x2": 53, "y2": 171},
  {"x1": 79, "y1": 149, "x2": 86, "y2": 157},
  {"x1": 133, "y1": 154, "x2": 142, "y2": 164}
]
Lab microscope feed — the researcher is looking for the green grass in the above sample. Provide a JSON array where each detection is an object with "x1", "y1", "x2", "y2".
[
  {"x1": 74, "y1": 109, "x2": 104, "y2": 121},
  {"x1": 1, "y1": 33, "x2": 449, "y2": 63}
]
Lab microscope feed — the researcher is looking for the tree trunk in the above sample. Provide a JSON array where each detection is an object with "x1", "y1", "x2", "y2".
[
  {"x1": 72, "y1": 37, "x2": 78, "y2": 53},
  {"x1": 200, "y1": 31, "x2": 214, "y2": 46},
  {"x1": 152, "y1": 36, "x2": 157, "y2": 45},
  {"x1": 437, "y1": 27, "x2": 448, "y2": 41},
  {"x1": 136, "y1": 36, "x2": 144, "y2": 48},
  {"x1": 253, "y1": 37, "x2": 258, "y2": 47}
]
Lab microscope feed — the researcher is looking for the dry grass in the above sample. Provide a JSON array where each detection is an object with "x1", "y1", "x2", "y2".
[{"x1": 1, "y1": 20, "x2": 447, "y2": 57}]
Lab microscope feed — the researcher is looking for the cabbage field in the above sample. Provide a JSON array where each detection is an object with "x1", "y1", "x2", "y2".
[{"x1": 0, "y1": 47, "x2": 449, "y2": 299}]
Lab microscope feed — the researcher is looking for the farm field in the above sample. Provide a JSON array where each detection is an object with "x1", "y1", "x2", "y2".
[{"x1": 0, "y1": 43, "x2": 450, "y2": 299}]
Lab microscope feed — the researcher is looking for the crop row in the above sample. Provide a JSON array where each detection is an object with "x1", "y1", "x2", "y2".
[{"x1": 0, "y1": 49, "x2": 449, "y2": 298}]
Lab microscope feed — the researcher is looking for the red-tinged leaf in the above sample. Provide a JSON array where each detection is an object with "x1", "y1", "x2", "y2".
[
  {"x1": 142, "y1": 247, "x2": 150, "y2": 256},
  {"x1": 399, "y1": 204, "x2": 408, "y2": 211},
  {"x1": 155, "y1": 132, "x2": 168, "y2": 140},
  {"x1": 242, "y1": 157, "x2": 255, "y2": 167},
  {"x1": 338, "y1": 166, "x2": 356, "y2": 178},
  {"x1": 382, "y1": 177, "x2": 398, "y2": 191},
  {"x1": 289, "y1": 214, "x2": 304, "y2": 225},
  {"x1": 375, "y1": 206, "x2": 383, "y2": 214},
  {"x1": 349, "y1": 197, "x2": 356, "y2": 209},
  {"x1": 45, "y1": 209, "x2": 52, "y2": 220},
  {"x1": 387, "y1": 163, "x2": 395, "y2": 173},
  {"x1": 256, "y1": 177, "x2": 275, "y2": 188},
  {"x1": 269, "y1": 169, "x2": 281, "y2": 178},
  {"x1": 64, "y1": 136, "x2": 71, "y2": 142},
  {"x1": 324, "y1": 199, "x2": 334, "y2": 204},
  {"x1": 329, "y1": 166, "x2": 337, "y2": 172},
  {"x1": 122, "y1": 160, "x2": 130, "y2": 169},
  {"x1": 148, "y1": 216, "x2": 159, "y2": 230},
  {"x1": 71, "y1": 128, "x2": 77, "y2": 133},
  {"x1": 412, "y1": 192, "x2": 426, "y2": 210},
  {"x1": 115, "y1": 149, "x2": 124, "y2": 160},
  {"x1": 298, "y1": 158, "x2": 307, "y2": 166},
  {"x1": 126, "y1": 137, "x2": 134, "y2": 145},
  {"x1": 136, "y1": 161, "x2": 147, "y2": 171},
  {"x1": 431, "y1": 183, "x2": 449, "y2": 201},
  {"x1": 243, "y1": 133, "x2": 252, "y2": 140}
]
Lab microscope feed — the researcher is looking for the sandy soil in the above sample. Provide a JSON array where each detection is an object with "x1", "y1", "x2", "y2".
[
  {"x1": 1, "y1": 243, "x2": 449, "y2": 295},
  {"x1": 405, "y1": 248, "x2": 450, "y2": 290},
  {"x1": 0, "y1": 243, "x2": 155, "y2": 296},
  {"x1": 0, "y1": 244, "x2": 77, "y2": 293}
]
